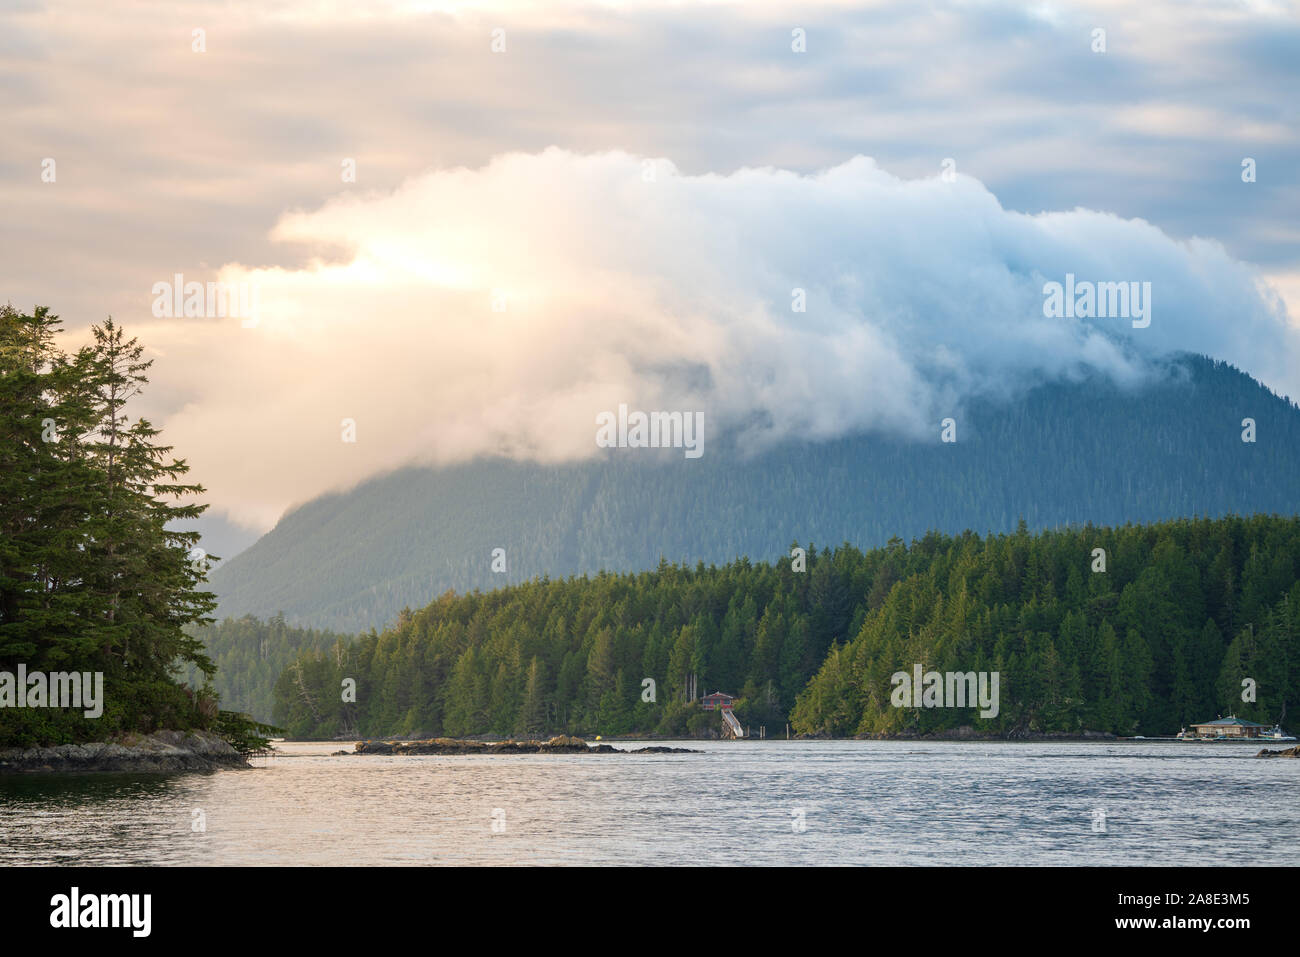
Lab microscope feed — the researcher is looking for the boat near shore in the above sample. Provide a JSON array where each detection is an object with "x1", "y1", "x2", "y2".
[{"x1": 1258, "y1": 724, "x2": 1297, "y2": 742}]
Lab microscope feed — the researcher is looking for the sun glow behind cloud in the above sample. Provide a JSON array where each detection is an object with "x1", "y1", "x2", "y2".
[
  {"x1": 125, "y1": 149, "x2": 1299, "y2": 531},
  {"x1": 6, "y1": 0, "x2": 1298, "y2": 537}
]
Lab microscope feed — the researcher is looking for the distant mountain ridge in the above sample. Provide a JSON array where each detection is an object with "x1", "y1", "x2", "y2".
[{"x1": 210, "y1": 355, "x2": 1300, "y2": 633}]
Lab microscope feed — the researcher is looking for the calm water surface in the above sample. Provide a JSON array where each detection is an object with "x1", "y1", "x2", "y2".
[{"x1": 1, "y1": 740, "x2": 1294, "y2": 865}]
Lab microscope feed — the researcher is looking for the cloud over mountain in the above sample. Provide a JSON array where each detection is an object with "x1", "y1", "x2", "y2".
[{"x1": 136, "y1": 149, "x2": 1297, "y2": 530}]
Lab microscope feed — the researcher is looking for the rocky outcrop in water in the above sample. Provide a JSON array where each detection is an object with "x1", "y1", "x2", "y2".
[
  {"x1": 348, "y1": 735, "x2": 696, "y2": 755},
  {"x1": 0, "y1": 730, "x2": 249, "y2": 773},
  {"x1": 1255, "y1": 745, "x2": 1300, "y2": 758}
]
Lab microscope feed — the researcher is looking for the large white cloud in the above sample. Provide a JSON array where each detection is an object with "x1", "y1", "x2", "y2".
[{"x1": 132, "y1": 149, "x2": 1297, "y2": 530}]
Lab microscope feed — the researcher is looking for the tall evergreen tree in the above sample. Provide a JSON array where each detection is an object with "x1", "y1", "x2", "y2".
[{"x1": 1, "y1": 307, "x2": 223, "y2": 747}]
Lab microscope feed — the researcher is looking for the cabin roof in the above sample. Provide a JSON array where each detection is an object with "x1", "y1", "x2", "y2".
[{"x1": 1192, "y1": 717, "x2": 1268, "y2": 727}]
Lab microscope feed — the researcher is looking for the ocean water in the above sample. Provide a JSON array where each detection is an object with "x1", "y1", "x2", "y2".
[{"x1": 1, "y1": 740, "x2": 1294, "y2": 866}]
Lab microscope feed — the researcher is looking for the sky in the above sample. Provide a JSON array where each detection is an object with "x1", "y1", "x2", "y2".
[{"x1": 2, "y1": 0, "x2": 1298, "y2": 547}]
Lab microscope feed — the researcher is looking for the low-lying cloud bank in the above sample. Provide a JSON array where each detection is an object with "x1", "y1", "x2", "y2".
[{"x1": 141, "y1": 150, "x2": 1296, "y2": 530}]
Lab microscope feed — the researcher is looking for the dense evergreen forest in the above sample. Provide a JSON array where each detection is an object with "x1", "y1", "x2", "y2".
[
  {"x1": 182, "y1": 613, "x2": 353, "y2": 723},
  {"x1": 270, "y1": 514, "x2": 1300, "y2": 740},
  {"x1": 0, "y1": 305, "x2": 228, "y2": 747},
  {"x1": 214, "y1": 355, "x2": 1300, "y2": 633}
]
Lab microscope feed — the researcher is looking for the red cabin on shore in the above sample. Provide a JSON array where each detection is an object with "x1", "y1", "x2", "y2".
[{"x1": 701, "y1": 691, "x2": 736, "y2": 711}]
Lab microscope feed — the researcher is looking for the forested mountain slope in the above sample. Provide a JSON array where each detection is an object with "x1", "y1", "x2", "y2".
[{"x1": 213, "y1": 355, "x2": 1300, "y2": 633}]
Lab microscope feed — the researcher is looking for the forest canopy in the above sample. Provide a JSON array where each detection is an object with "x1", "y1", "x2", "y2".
[{"x1": 268, "y1": 514, "x2": 1300, "y2": 741}]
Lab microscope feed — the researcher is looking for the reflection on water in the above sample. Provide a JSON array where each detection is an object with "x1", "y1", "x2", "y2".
[{"x1": 1, "y1": 740, "x2": 1294, "y2": 865}]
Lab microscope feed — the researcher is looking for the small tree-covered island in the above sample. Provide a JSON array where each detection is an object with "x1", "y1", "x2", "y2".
[{"x1": 0, "y1": 305, "x2": 273, "y2": 770}]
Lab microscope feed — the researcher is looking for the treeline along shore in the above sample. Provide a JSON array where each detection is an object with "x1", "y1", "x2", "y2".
[
  {"x1": 218, "y1": 513, "x2": 1300, "y2": 742},
  {"x1": 6, "y1": 304, "x2": 1300, "y2": 755}
]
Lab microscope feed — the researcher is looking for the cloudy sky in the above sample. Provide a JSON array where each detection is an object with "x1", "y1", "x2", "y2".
[{"x1": 3, "y1": 0, "x2": 1298, "y2": 548}]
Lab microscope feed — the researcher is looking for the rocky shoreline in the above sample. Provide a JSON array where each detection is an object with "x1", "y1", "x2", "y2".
[
  {"x1": 1255, "y1": 745, "x2": 1300, "y2": 758},
  {"x1": 0, "y1": 730, "x2": 249, "y2": 773},
  {"x1": 337, "y1": 729, "x2": 1126, "y2": 747},
  {"x1": 343, "y1": 735, "x2": 697, "y2": 756}
]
